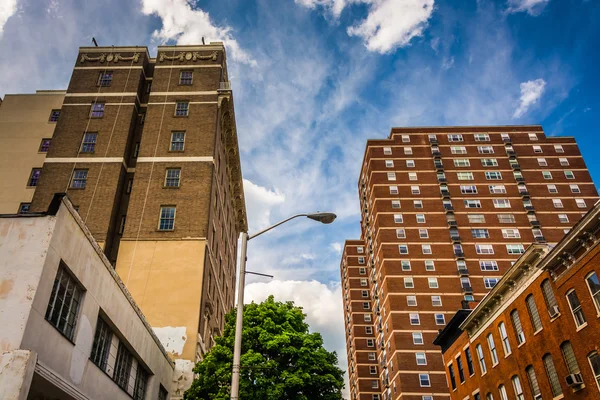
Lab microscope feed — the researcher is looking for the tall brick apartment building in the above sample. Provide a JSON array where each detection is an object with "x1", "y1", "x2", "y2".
[
  {"x1": 340, "y1": 126, "x2": 597, "y2": 400},
  {"x1": 434, "y1": 200, "x2": 600, "y2": 400},
  {"x1": 20, "y1": 44, "x2": 247, "y2": 397}
]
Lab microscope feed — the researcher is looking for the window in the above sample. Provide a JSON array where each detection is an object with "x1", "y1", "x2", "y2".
[
  {"x1": 404, "y1": 277, "x2": 414, "y2": 288},
  {"x1": 451, "y1": 146, "x2": 467, "y2": 154},
  {"x1": 476, "y1": 244, "x2": 494, "y2": 254},
  {"x1": 413, "y1": 200, "x2": 422, "y2": 208},
  {"x1": 576, "y1": 198, "x2": 587, "y2": 208},
  {"x1": 362, "y1": 290, "x2": 369, "y2": 298},
  {"x1": 421, "y1": 244, "x2": 432, "y2": 254},
  {"x1": 389, "y1": 185, "x2": 398, "y2": 194},
  {"x1": 511, "y1": 310, "x2": 525, "y2": 344},
  {"x1": 457, "y1": 172, "x2": 474, "y2": 180},
  {"x1": 565, "y1": 170, "x2": 575, "y2": 179},
  {"x1": 366, "y1": 326, "x2": 373, "y2": 334},
  {"x1": 410, "y1": 313, "x2": 420, "y2": 325},
  {"x1": 408, "y1": 172, "x2": 418, "y2": 181},
  {"x1": 98, "y1": 71, "x2": 113, "y2": 86},
  {"x1": 396, "y1": 229, "x2": 406, "y2": 239},
  {"x1": 547, "y1": 184, "x2": 558, "y2": 193},
  {"x1": 425, "y1": 260, "x2": 435, "y2": 271},
  {"x1": 569, "y1": 184, "x2": 581, "y2": 193},
  {"x1": 528, "y1": 133, "x2": 538, "y2": 140},
  {"x1": 387, "y1": 172, "x2": 396, "y2": 181},
  {"x1": 489, "y1": 185, "x2": 506, "y2": 194},
  {"x1": 407, "y1": 295, "x2": 417, "y2": 306},
  {"x1": 158, "y1": 206, "x2": 176, "y2": 230},
  {"x1": 385, "y1": 159, "x2": 394, "y2": 168},
  {"x1": 27, "y1": 168, "x2": 42, "y2": 187},
  {"x1": 502, "y1": 229, "x2": 520, "y2": 239},
  {"x1": 533, "y1": 145, "x2": 542, "y2": 153},
  {"x1": 454, "y1": 356, "x2": 465, "y2": 383},
  {"x1": 480, "y1": 260, "x2": 499, "y2": 271},
  {"x1": 369, "y1": 365, "x2": 377, "y2": 375},
  {"x1": 525, "y1": 366, "x2": 541, "y2": 398},
  {"x1": 512, "y1": 376, "x2": 524, "y2": 400},
  {"x1": 558, "y1": 214, "x2": 569, "y2": 223},
  {"x1": 486, "y1": 334, "x2": 499, "y2": 365},
  {"x1": 588, "y1": 352, "x2": 600, "y2": 391},
  {"x1": 168, "y1": 131, "x2": 186, "y2": 151},
  {"x1": 485, "y1": 171, "x2": 502, "y2": 180},
  {"x1": 71, "y1": 169, "x2": 88, "y2": 189},
  {"x1": 506, "y1": 244, "x2": 525, "y2": 254},
  {"x1": 464, "y1": 199, "x2": 482, "y2": 208},
  {"x1": 449, "y1": 364, "x2": 457, "y2": 390},
  {"x1": 399, "y1": 245, "x2": 409, "y2": 255},
  {"x1": 419, "y1": 229, "x2": 429, "y2": 238},
  {"x1": 558, "y1": 157, "x2": 569, "y2": 166},
  {"x1": 472, "y1": 229, "x2": 490, "y2": 238},
  {"x1": 366, "y1": 339, "x2": 375, "y2": 347},
  {"x1": 357, "y1": 246, "x2": 364, "y2": 253},
  {"x1": 48, "y1": 109, "x2": 60, "y2": 122},
  {"x1": 39, "y1": 138, "x2": 51, "y2": 153},
  {"x1": 478, "y1": 146, "x2": 494, "y2": 154},
  {"x1": 554, "y1": 144, "x2": 564, "y2": 153},
  {"x1": 404, "y1": 146, "x2": 413, "y2": 155},
  {"x1": 394, "y1": 214, "x2": 403, "y2": 223},
  {"x1": 364, "y1": 314, "x2": 371, "y2": 322},
  {"x1": 561, "y1": 341, "x2": 581, "y2": 376},
  {"x1": 431, "y1": 295, "x2": 442, "y2": 306},
  {"x1": 498, "y1": 322, "x2": 511, "y2": 355},
  {"x1": 90, "y1": 102, "x2": 105, "y2": 118},
  {"x1": 45, "y1": 263, "x2": 83, "y2": 340},
  {"x1": 18, "y1": 203, "x2": 31, "y2": 214},
  {"x1": 428, "y1": 278, "x2": 438, "y2": 288},
  {"x1": 411, "y1": 186, "x2": 420, "y2": 195},
  {"x1": 401, "y1": 134, "x2": 410, "y2": 142},
  {"x1": 566, "y1": 289, "x2": 586, "y2": 327},
  {"x1": 435, "y1": 314, "x2": 445, "y2": 325},
  {"x1": 363, "y1": 302, "x2": 370, "y2": 310},
  {"x1": 552, "y1": 199, "x2": 563, "y2": 208},
  {"x1": 406, "y1": 159, "x2": 415, "y2": 167},
  {"x1": 541, "y1": 279, "x2": 558, "y2": 314},
  {"x1": 537, "y1": 158, "x2": 547, "y2": 166},
  {"x1": 542, "y1": 171, "x2": 552, "y2": 179},
  {"x1": 91, "y1": 318, "x2": 113, "y2": 370},
  {"x1": 526, "y1": 295, "x2": 543, "y2": 332},
  {"x1": 81, "y1": 132, "x2": 97, "y2": 153},
  {"x1": 476, "y1": 344, "x2": 487, "y2": 374},
  {"x1": 158, "y1": 386, "x2": 168, "y2": 400},
  {"x1": 448, "y1": 134, "x2": 463, "y2": 142},
  {"x1": 419, "y1": 374, "x2": 430, "y2": 387},
  {"x1": 493, "y1": 199, "x2": 511, "y2": 208},
  {"x1": 543, "y1": 354, "x2": 563, "y2": 396},
  {"x1": 413, "y1": 332, "x2": 423, "y2": 344},
  {"x1": 468, "y1": 214, "x2": 486, "y2": 223},
  {"x1": 392, "y1": 200, "x2": 401, "y2": 208},
  {"x1": 179, "y1": 70, "x2": 193, "y2": 85},
  {"x1": 164, "y1": 168, "x2": 181, "y2": 187},
  {"x1": 475, "y1": 133, "x2": 490, "y2": 141},
  {"x1": 586, "y1": 272, "x2": 600, "y2": 312},
  {"x1": 481, "y1": 158, "x2": 498, "y2": 166},
  {"x1": 486, "y1": 394, "x2": 493, "y2": 400},
  {"x1": 133, "y1": 142, "x2": 140, "y2": 158},
  {"x1": 360, "y1": 279, "x2": 368, "y2": 287},
  {"x1": 114, "y1": 342, "x2": 133, "y2": 391},
  {"x1": 359, "y1": 267, "x2": 366, "y2": 275},
  {"x1": 358, "y1": 257, "x2": 365, "y2": 264},
  {"x1": 484, "y1": 278, "x2": 500, "y2": 289},
  {"x1": 416, "y1": 352, "x2": 427, "y2": 365},
  {"x1": 461, "y1": 185, "x2": 478, "y2": 194},
  {"x1": 454, "y1": 159, "x2": 470, "y2": 167},
  {"x1": 416, "y1": 214, "x2": 426, "y2": 223},
  {"x1": 383, "y1": 147, "x2": 392, "y2": 155},
  {"x1": 498, "y1": 385, "x2": 508, "y2": 400},
  {"x1": 175, "y1": 101, "x2": 190, "y2": 116}
]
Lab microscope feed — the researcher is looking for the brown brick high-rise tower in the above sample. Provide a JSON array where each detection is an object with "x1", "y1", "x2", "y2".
[
  {"x1": 29, "y1": 44, "x2": 246, "y2": 397},
  {"x1": 340, "y1": 127, "x2": 597, "y2": 400}
]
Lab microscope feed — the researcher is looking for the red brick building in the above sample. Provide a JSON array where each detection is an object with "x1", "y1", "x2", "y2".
[
  {"x1": 340, "y1": 127, "x2": 597, "y2": 400},
  {"x1": 434, "y1": 201, "x2": 600, "y2": 400}
]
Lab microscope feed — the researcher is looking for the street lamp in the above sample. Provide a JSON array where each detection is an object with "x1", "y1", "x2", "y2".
[{"x1": 230, "y1": 212, "x2": 337, "y2": 400}]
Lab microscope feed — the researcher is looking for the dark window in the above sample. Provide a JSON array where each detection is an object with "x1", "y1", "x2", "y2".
[
  {"x1": 90, "y1": 318, "x2": 112, "y2": 370},
  {"x1": 465, "y1": 348, "x2": 475, "y2": 375},
  {"x1": 175, "y1": 101, "x2": 189, "y2": 116},
  {"x1": 48, "y1": 109, "x2": 60, "y2": 122},
  {"x1": 448, "y1": 364, "x2": 457, "y2": 390},
  {"x1": 133, "y1": 142, "x2": 140, "y2": 158},
  {"x1": 45, "y1": 262, "x2": 83, "y2": 340},
  {"x1": 80, "y1": 132, "x2": 97, "y2": 153},
  {"x1": 39, "y1": 138, "x2": 52, "y2": 152},
  {"x1": 118, "y1": 216, "x2": 126, "y2": 235},
  {"x1": 170, "y1": 132, "x2": 185, "y2": 151},
  {"x1": 179, "y1": 71, "x2": 193, "y2": 85},
  {"x1": 71, "y1": 169, "x2": 88, "y2": 189},
  {"x1": 114, "y1": 342, "x2": 133, "y2": 391},
  {"x1": 28, "y1": 168, "x2": 42, "y2": 187},
  {"x1": 525, "y1": 295, "x2": 542, "y2": 332},
  {"x1": 18, "y1": 203, "x2": 31, "y2": 214},
  {"x1": 133, "y1": 365, "x2": 148, "y2": 400},
  {"x1": 159, "y1": 206, "x2": 176, "y2": 230},
  {"x1": 457, "y1": 355, "x2": 465, "y2": 383},
  {"x1": 158, "y1": 386, "x2": 168, "y2": 400},
  {"x1": 165, "y1": 168, "x2": 181, "y2": 187},
  {"x1": 126, "y1": 179, "x2": 133, "y2": 194},
  {"x1": 98, "y1": 72, "x2": 113, "y2": 87},
  {"x1": 90, "y1": 103, "x2": 105, "y2": 118}
]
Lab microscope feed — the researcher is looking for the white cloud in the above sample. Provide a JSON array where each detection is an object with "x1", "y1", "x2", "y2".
[
  {"x1": 140, "y1": 0, "x2": 256, "y2": 66},
  {"x1": 506, "y1": 0, "x2": 549, "y2": 16},
  {"x1": 330, "y1": 242, "x2": 343, "y2": 254},
  {"x1": 296, "y1": 0, "x2": 435, "y2": 53},
  {"x1": 0, "y1": 0, "x2": 18, "y2": 38},
  {"x1": 441, "y1": 56, "x2": 454, "y2": 70},
  {"x1": 242, "y1": 179, "x2": 286, "y2": 232},
  {"x1": 245, "y1": 280, "x2": 348, "y2": 397},
  {"x1": 513, "y1": 78, "x2": 546, "y2": 118}
]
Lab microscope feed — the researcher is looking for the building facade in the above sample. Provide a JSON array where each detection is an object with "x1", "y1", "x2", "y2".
[
  {"x1": 340, "y1": 126, "x2": 597, "y2": 400},
  {"x1": 20, "y1": 44, "x2": 246, "y2": 397},
  {"x1": 0, "y1": 194, "x2": 174, "y2": 400},
  {"x1": 434, "y1": 199, "x2": 600, "y2": 400},
  {"x1": 0, "y1": 90, "x2": 65, "y2": 214}
]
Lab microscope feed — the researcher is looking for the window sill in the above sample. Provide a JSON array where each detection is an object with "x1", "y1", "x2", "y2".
[
  {"x1": 533, "y1": 328, "x2": 543, "y2": 336},
  {"x1": 504, "y1": 352, "x2": 512, "y2": 358},
  {"x1": 173, "y1": 115, "x2": 189, "y2": 118},
  {"x1": 575, "y1": 322, "x2": 588, "y2": 332},
  {"x1": 69, "y1": 187, "x2": 86, "y2": 190},
  {"x1": 550, "y1": 313, "x2": 562, "y2": 322},
  {"x1": 26, "y1": 186, "x2": 36, "y2": 189},
  {"x1": 162, "y1": 186, "x2": 181, "y2": 189},
  {"x1": 552, "y1": 395, "x2": 564, "y2": 400},
  {"x1": 168, "y1": 150, "x2": 185, "y2": 153},
  {"x1": 156, "y1": 229, "x2": 175, "y2": 232},
  {"x1": 492, "y1": 362, "x2": 499, "y2": 368}
]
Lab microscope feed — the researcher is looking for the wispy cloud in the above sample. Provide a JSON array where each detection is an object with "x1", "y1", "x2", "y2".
[
  {"x1": 506, "y1": 0, "x2": 550, "y2": 16},
  {"x1": 0, "y1": 0, "x2": 17, "y2": 38},
  {"x1": 513, "y1": 78, "x2": 546, "y2": 118},
  {"x1": 243, "y1": 179, "x2": 286, "y2": 232}
]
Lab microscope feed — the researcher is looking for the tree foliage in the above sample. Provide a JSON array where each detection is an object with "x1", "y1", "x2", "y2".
[{"x1": 184, "y1": 296, "x2": 345, "y2": 400}]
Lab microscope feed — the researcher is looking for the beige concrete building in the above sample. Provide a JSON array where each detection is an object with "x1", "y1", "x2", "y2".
[
  {"x1": 0, "y1": 90, "x2": 64, "y2": 214},
  {"x1": 0, "y1": 194, "x2": 174, "y2": 400}
]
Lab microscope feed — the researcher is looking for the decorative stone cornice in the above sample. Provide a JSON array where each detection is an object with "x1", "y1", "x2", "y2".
[
  {"x1": 158, "y1": 51, "x2": 218, "y2": 62},
  {"x1": 79, "y1": 53, "x2": 141, "y2": 63}
]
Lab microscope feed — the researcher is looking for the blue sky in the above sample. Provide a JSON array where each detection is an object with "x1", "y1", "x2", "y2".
[{"x1": 1, "y1": 0, "x2": 599, "y2": 393}]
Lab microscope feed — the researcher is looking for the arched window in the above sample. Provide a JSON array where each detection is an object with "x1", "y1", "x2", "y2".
[
  {"x1": 541, "y1": 279, "x2": 558, "y2": 315},
  {"x1": 543, "y1": 353, "x2": 563, "y2": 396},
  {"x1": 588, "y1": 351, "x2": 600, "y2": 391},
  {"x1": 525, "y1": 295, "x2": 542, "y2": 332},
  {"x1": 498, "y1": 384, "x2": 508, "y2": 400},
  {"x1": 511, "y1": 375, "x2": 524, "y2": 400},
  {"x1": 498, "y1": 322, "x2": 511, "y2": 355},
  {"x1": 510, "y1": 309, "x2": 525, "y2": 344},
  {"x1": 525, "y1": 365, "x2": 541, "y2": 398},
  {"x1": 585, "y1": 272, "x2": 600, "y2": 313},
  {"x1": 566, "y1": 289, "x2": 586, "y2": 327},
  {"x1": 487, "y1": 334, "x2": 499, "y2": 365},
  {"x1": 560, "y1": 341, "x2": 580, "y2": 374}
]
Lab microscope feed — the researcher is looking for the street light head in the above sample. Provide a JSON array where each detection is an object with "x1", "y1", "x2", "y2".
[{"x1": 307, "y1": 212, "x2": 337, "y2": 224}]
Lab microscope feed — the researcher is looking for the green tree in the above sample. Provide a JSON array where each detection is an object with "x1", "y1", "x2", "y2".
[{"x1": 184, "y1": 296, "x2": 345, "y2": 400}]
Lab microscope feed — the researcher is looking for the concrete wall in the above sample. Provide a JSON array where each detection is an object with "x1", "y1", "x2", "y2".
[{"x1": 0, "y1": 91, "x2": 64, "y2": 213}]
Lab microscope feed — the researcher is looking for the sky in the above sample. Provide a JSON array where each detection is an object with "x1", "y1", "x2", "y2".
[{"x1": 1, "y1": 0, "x2": 600, "y2": 395}]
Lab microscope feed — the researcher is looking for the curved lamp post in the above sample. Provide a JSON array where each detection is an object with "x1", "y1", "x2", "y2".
[{"x1": 230, "y1": 212, "x2": 337, "y2": 399}]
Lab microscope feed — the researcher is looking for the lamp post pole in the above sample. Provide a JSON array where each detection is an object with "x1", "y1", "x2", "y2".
[{"x1": 230, "y1": 212, "x2": 336, "y2": 400}]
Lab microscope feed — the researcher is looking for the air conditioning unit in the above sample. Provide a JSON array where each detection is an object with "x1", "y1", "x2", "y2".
[
  {"x1": 565, "y1": 373, "x2": 584, "y2": 387},
  {"x1": 534, "y1": 395, "x2": 542, "y2": 400},
  {"x1": 548, "y1": 305, "x2": 560, "y2": 318}
]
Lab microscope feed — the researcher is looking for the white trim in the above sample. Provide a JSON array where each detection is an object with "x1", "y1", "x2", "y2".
[
  {"x1": 61, "y1": 103, "x2": 136, "y2": 106},
  {"x1": 149, "y1": 91, "x2": 218, "y2": 96},
  {"x1": 154, "y1": 64, "x2": 222, "y2": 69},
  {"x1": 65, "y1": 92, "x2": 138, "y2": 97},
  {"x1": 35, "y1": 361, "x2": 91, "y2": 400},
  {"x1": 73, "y1": 66, "x2": 144, "y2": 70},
  {"x1": 136, "y1": 156, "x2": 214, "y2": 163},
  {"x1": 44, "y1": 157, "x2": 124, "y2": 163},
  {"x1": 147, "y1": 101, "x2": 218, "y2": 105}
]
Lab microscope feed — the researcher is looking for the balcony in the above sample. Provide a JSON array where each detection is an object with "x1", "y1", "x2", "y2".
[
  {"x1": 443, "y1": 204, "x2": 454, "y2": 211},
  {"x1": 458, "y1": 268, "x2": 469, "y2": 276},
  {"x1": 454, "y1": 251, "x2": 465, "y2": 258},
  {"x1": 462, "y1": 285, "x2": 473, "y2": 293},
  {"x1": 510, "y1": 163, "x2": 521, "y2": 170},
  {"x1": 218, "y1": 81, "x2": 232, "y2": 91},
  {"x1": 529, "y1": 220, "x2": 541, "y2": 227},
  {"x1": 535, "y1": 236, "x2": 547, "y2": 243},
  {"x1": 432, "y1": 150, "x2": 442, "y2": 157},
  {"x1": 515, "y1": 177, "x2": 525, "y2": 183},
  {"x1": 519, "y1": 191, "x2": 530, "y2": 197},
  {"x1": 450, "y1": 234, "x2": 461, "y2": 242}
]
